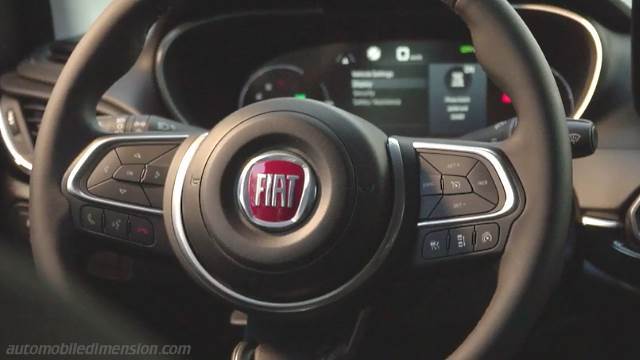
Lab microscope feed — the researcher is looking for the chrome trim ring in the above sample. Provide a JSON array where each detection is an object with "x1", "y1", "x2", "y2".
[
  {"x1": 627, "y1": 194, "x2": 640, "y2": 239},
  {"x1": 0, "y1": 108, "x2": 33, "y2": 174},
  {"x1": 65, "y1": 133, "x2": 189, "y2": 215},
  {"x1": 414, "y1": 141, "x2": 517, "y2": 228},
  {"x1": 515, "y1": 4, "x2": 603, "y2": 119},
  {"x1": 170, "y1": 136, "x2": 405, "y2": 311},
  {"x1": 581, "y1": 215, "x2": 623, "y2": 229},
  {"x1": 612, "y1": 241, "x2": 640, "y2": 260},
  {"x1": 236, "y1": 151, "x2": 317, "y2": 230}
]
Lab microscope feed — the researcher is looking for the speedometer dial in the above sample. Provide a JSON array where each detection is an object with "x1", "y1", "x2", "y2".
[{"x1": 239, "y1": 65, "x2": 330, "y2": 107}]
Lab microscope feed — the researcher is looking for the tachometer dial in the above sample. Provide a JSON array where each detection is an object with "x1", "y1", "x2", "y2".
[{"x1": 239, "y1": 65, "x2": 330, "y2": 107}]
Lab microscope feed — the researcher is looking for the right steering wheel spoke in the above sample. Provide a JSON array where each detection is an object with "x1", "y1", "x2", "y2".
[
  {"x1": 63, "y1": 132, "x2": 199, "y2": 252},
  {"x1": 400, "y1": 137, "x2": 524, "y2": 266}
]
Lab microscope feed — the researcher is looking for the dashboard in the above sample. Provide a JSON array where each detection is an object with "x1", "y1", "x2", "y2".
[{"x1": 156, "y1": 5, "x2": 601, "y2": 138}]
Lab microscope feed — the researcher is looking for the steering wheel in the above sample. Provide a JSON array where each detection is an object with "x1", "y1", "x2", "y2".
[{"x1": 30, "y1": 0, "x2": 572, "y2": 358}]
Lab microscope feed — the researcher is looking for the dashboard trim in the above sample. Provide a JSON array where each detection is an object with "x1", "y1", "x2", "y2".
[
  {"x1": 513, "y1": 4, "x2": 603, "y2": 119},
  {"x1": 0, "y1": 108, "x2": 33, "y2": 174},
  {"x1": 581, "y1": 215, "x2": 623, "y2": 229}
]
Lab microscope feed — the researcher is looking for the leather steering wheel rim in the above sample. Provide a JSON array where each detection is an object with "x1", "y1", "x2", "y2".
[{"x1": 30, "y1": 0, "x2": 572, "y2": 358}]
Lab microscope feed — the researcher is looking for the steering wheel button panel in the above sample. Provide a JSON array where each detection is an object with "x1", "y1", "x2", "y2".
[
  {"x1": 419, "y1": 159, "x2": 443, "y2": 195},
  {"x1": 467, "y1": 162, "x2": 499, "y2": 204},
  {"x1": 113, "y1": 165, "x2": 145, "y2": 183},
  {"x1": 87, "y1": 150, "x2": 121, "y2": 188},
  {"x1": 422, "y1": 230, "x2": 449, "y2": 259},
  {"x1": 115, "y1": 144, "x2": 175, "y2": 164},
  {"x1": 442, "y1": 175, "x2": 472, "y2": 195},
  {"x1": 88, "y1": 179, "x2": 150, "y2": 206},
  {"x1": 430, "y1": 193, "x2": 496, "y2": 219},
  {"x1": 425, "y1": 153, "x2": 477, "y2": 176},
  {"x1": 448, "y1": 227, "x2": 475, "y2": 255}
]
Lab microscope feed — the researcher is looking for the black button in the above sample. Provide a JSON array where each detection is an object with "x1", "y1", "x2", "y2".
[
  {"x1": 449, "y1": 227, "x2": 474, "y2": 255},
  {"x1": 129, "y1": 216, "x2": 154, "y2": 245},
  {"x1": 148, "y1": 116, "x2": 179, "y2": 132},
  {"x1": 143, "y1": 185, "x2": 163, "y2": 209},
  {"x1": 442, "y1": 175, "x2": 472, "y2": 195},
  {"x1": 430, "y1": 193, "x2": 495, "y2": 219},
  {"x1": 113, "y1": 165, "x2": 145, "y2": 183},
  {"x1": 422, "y1": 230, "x2": 449, "y2": 259},
  {"x1": 475, "y1": 223, "x2": 499, "y2": 251},
  {"x1": 129, "y1": 116, "x2": 150, "y2": 133},
  {"x1": 142, "y1": 165, "x2": 168, "y2": 186},
  {"x1": 419, "y1": 158, "x2": 442, "y2": 195},
  {"x1": 80, "y1": 207, "x2": 103, "y2": 233},
  {"x1": 89, "y1": 179, "x2": 150, "y2": 206},
  {"x1": 424, "y1": 153, "x2": 477, "y2": 176},
  {"x1": 87, "y1": 150, "x2": 121, "y2": 188},
  {"x1": 467, "y1": 162, "x2": 499, "y2": 204},
  {"x1": 115, "y1": 145, "x2": 175, "y2": 165},
  {"x1": 420, "y1": 195, "x2": 442, "y2": 220},
  {"x1": 104, "y1": 210, "x2": 128, "y2": 239},
  {"x1": 96, "y1": 115, "x2": 129, "y2": 134}
]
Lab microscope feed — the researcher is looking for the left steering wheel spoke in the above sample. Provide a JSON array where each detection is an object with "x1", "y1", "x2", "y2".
[
  {"x1": 62, "y1": 131, "x2": 198, "y2": 252},
  {"x1": 393, "y1": 136, "x2": 523, "y2": 265}
]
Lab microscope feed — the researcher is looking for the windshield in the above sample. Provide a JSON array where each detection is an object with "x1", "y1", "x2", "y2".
[{"x1": 49, "y1": 0, "x2": 111, "y2": 39}]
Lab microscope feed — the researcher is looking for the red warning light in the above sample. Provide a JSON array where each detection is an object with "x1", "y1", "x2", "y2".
[{"x1": 501, "y1": 93, "x2": 512, "y2": 104}]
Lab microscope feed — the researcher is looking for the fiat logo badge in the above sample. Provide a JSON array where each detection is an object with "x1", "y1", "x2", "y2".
[{"x1": 237, "y1": 151, "x2": 317, "y2": 230}]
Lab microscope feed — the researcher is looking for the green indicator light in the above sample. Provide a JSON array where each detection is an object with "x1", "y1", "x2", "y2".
[
  {"x1": 294, "y1": 93, "x2": 307, "y2": 99},
  {"x1": 459, "y1": 44, "x2": 475, "y2": 54}
]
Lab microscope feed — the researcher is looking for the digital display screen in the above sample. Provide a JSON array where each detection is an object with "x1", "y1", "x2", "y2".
[{"x1": 241, "y1": 41, "x2": 497, "y2": 137}]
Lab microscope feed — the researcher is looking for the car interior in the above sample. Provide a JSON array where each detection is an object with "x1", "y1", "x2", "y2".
[{"x1": 0, "y1": 0, "x2": 639, "y2": 358}]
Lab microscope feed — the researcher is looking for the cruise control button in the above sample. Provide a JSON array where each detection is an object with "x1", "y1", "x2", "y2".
[
  {"x1": 143, "y1": 185, "x2": 164, "y2": 209},
  {"x1": 430, "y1": 193, "x2": 495, "y2": 219},
  {"x1": 129, "y1": 216, "x2": 154, "y2": 245},
  {"x1": 424, "y1": 153, "x2": 477, "y2": 176},
  {"x1": 115, "y1": 145, "x2": 175, "y2": 165},
  {"x1": 419, "y1": 159, "x2": 442, "y2": 195},
  {"x1": 422, "y1": 230, "x2": 449, "y2": 259},
  {"x1": 449, "y1": 227, "x2": 474, "y2": 255},
  {"x1": 442, "y1": 175, "x2": 472, "y2": 195},
  {"x1": 89, "y1": 179, "x2": 150, "y2": 206},
  {"x1": 149, "y1": 148, "x2": 177, "y2": 167},
  {"x1": 475, "y1": 223, "x2": 499, "y2": 251},
  {"x1": 113, "y1": 165, "x2": 144, "y2": 183},
  {"x1": 104, "y1": 210, "x2": 128, "y2": 239},
  {"x1": 80, "y1": 207, "x2": 103, "y2": 233},
  {"x1": 467, "y1": 162, "x2": 499, "y2": 204},
  {"x1": 420, "y1": 195, "x2": 442, "y2": 220},
  {"x1": 142, "y1": 165, "x2": 168, "y2": 186},
  {"x1": 87, "y1": 150, "x2": 121, "y2": 188}
]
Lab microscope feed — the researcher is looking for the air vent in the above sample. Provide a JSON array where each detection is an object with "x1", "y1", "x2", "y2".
[
  {"x1": 12, "y1": 95, "x2": 109, "y2": 144},
  {"x1": 20, "y1": 98, "x2": 46, "y2": 142},
  {"x1": 47, "y1": 38, "x2": 79, "y2": 64}
]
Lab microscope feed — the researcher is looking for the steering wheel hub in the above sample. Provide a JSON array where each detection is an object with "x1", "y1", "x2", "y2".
[{"x1": 168, "y1": 99, "x2": 394, "y2": 305}]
